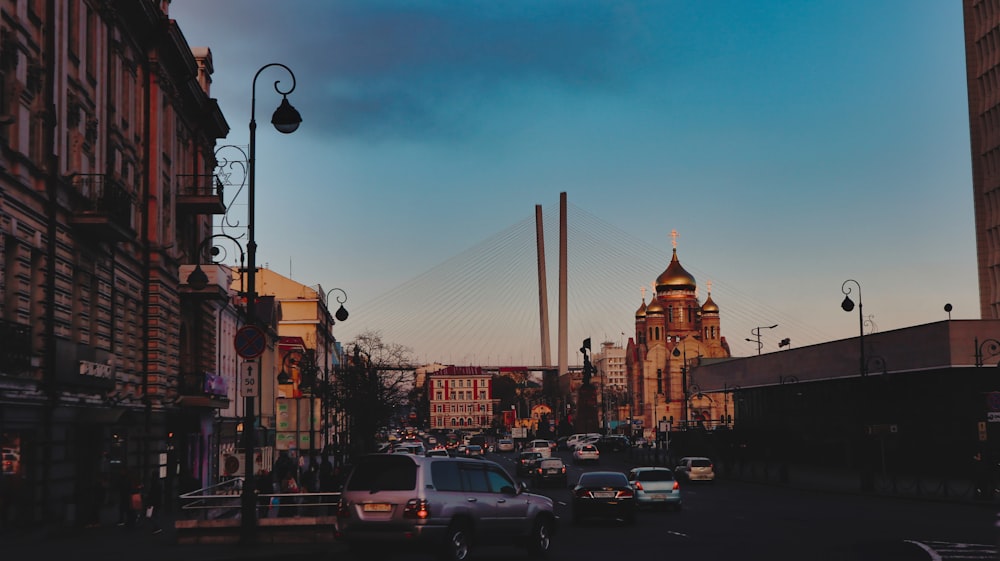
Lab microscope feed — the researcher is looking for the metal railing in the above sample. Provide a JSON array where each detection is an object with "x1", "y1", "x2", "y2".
[{"x1": 178, "y1": 478, "x2": 341, "y2": 520}]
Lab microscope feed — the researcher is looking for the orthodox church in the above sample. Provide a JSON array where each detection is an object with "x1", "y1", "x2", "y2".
[{"x1": 625, "y1": 231, "x2": 731, "y2": 438}]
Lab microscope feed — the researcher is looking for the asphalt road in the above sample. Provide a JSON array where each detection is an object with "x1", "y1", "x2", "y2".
[{"x1": 360, "y1": 446, "x2": 999, "y2": 561}]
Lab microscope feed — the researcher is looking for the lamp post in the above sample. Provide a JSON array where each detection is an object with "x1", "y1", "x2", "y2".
[
  {"x1": 186, "y1": 233, "x2": 246, "y2": 292},
  {"x1": 840, "y1": 279, "x2": 865, "y2": 377},
  {"x1": 241, "y1": 62, "x2": 301, "y2": 543},
  {"x1": 745, "y1": 324, "x2": 778, "y2": 355},
  {"x1": 321, "y1": 288, "x2": 348, "y2": 456}
]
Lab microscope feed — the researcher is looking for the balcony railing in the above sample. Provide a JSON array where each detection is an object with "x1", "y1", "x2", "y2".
[
  {"x1": 176, "y1": 174, "x2": 226, "y2": 214},
  {"x1": 68, "y1": 174, "x2": 135, "y2": 242},
  {"x1": 0, "y1": 318, "x2": 31, "y2": 375}
]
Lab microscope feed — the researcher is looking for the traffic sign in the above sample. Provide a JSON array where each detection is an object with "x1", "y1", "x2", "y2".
[
  {"x1": 242, "y1": 364, "x2": 258, "y2": 397},
  {"x1": 235, "y1": 325, "x2": 266, "y2": 359}
]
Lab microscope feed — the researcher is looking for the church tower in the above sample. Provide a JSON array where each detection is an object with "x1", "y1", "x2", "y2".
[{"x1": 627, "y1": 230, "x2": 731, "y2": 438}]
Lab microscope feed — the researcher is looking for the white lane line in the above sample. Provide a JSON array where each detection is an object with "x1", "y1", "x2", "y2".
[{"x1": 904, "y1": 540, "x2": 942, "y2": 561}]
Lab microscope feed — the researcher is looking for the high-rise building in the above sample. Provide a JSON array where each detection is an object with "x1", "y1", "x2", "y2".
[{"x1": 964, "y1": 0, "x2": 1000, "y2": 318}]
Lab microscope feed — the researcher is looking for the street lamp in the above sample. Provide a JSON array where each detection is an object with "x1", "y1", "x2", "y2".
[
  {"x1": 975, "y1": 337, "x2": 1000, "y2": 367},
  {"x1": 241, "y1": 62, "x2": 301, "y2": 543},
  {"x1": 186, "y1": 233, "x2": 245, "y2": 292},
  {"x1": 840, "y1": 280, "x2": 865, "y2": 377},
  {"x1": 745, "y1": 324, "x2": 778, "y2": 355}
]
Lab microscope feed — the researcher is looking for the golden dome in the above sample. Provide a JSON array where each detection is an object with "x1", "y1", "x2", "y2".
[
  {"x1": 635, "y1": 298, "x2": 647, "y2": 318},
  {"x1": 701, "y1": 293, "x2": 719, "y2": 313},
  {"x1": 656, "y1": 249, "x2": 696, "y2": 291},
  {"x1": 645, "y1": 297, "x2": 665, "y2": 314}
]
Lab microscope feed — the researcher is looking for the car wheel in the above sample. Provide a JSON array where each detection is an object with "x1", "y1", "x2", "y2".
[
  {"x1": 441, "y1": 522, "x2": 471, "y2": 561},
  {"x1": 527, "y1": 517, "x2": 553, "y2": 557}
]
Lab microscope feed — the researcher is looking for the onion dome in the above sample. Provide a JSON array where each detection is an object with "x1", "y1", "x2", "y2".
[
  {"x1": 701, "y1": 293, "x2": 719, "y2": 314},
  {"x1": 635, "y1": 298, "x2": 647, "y2": 319},
  {"x1": 645, "y1": 297, "x2": 665, "y2": 314},
  {"x1": 656, "y1": 249, "x2": 696, "y2": 292}
]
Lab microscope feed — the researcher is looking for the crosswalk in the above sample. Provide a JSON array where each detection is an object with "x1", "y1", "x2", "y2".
[{"x1": 904, "y1": 540, "x2": 997, "y2": 561}]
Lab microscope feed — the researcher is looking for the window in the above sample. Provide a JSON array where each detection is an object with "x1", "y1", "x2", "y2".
[
  {"x1": 459, "y1": 464, "x2": 489, "y2": 492},
  {"x1": 486, "y1": 466, "x2": 516, "y2": 494},
  {"x1": 656, "y1": 369, "x2": 662, "y2": 393}
]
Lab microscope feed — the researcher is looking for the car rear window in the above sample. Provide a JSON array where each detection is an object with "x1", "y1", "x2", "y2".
[
  {"x1": 692, "y1": 459, "x2": 712, "y2": 467},
  {"x1": 579, "y1": 473, "x2": 627, "y2": 487},
  {"x1": 635, "y1": 470, "x2": 674, "y2": 482},
  {"x1": 539, "y1": 459, "x2": 563, "y2": 469},
  {"x1": 346, "y1": 455, "x2": 418, "y2": 491}
]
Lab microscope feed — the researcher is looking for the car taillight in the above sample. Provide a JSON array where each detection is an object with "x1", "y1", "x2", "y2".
[
  {"x1": 617, "y1": 488, "x2": 634, "y2": 499},
  {"x1": 574, "y1": 489, "x2": 592, "y2": 499},
  {"x1": 634, "y1": 481, "x2": 644, "y2": 491},
  {"x1": 336, "y1": 499, "x2": 350, "y2": 519},
  {"x1": 673, "y1": 481, "x2": 680, "y2": 490},
  {"x1": 561, "y1": 467, "x2": 566, "y2": 474},
  {"x1": 536, "y1": 468, "x2": 542, "y2": 475},
  {"x1": 403, "y1": 498, "x2": 430, "y2": 519}
]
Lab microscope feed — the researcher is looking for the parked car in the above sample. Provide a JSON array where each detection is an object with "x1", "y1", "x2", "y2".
[
  {"x1": 532, "y1": 458, "x2": 568, "y2": 488},
  {"x1": 336, "y1": 453, "x2": 556, "y2": 560},
  {"x1": 497, "y1": 439, "x2": 515, "y2": 453},
  {"x1": 627, "y1": 466, "x2": 682, "y2": 510},
  {"x1": 571, "y1": 471, "x2": 636, "y2": 525},
  {"x1": 675, "y1": 456, "x2": 715, "y2": 482},
  {"x1": 527, "y1": 439, "x2": 552, "y2": 458},
  {"x1": 516, "y1": 451, "x2": 544, "y2": 476},
  {"x1": 572, "y1": 444, "x2": 600, "y2": 464}
]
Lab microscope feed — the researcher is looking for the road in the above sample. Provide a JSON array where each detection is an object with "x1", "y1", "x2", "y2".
[{"x1": 350, "y1": 444, "x2": 999, "y2": 561}]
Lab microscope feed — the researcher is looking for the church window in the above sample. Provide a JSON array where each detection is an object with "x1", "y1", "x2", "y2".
[
  {"x1": 667, "y1": 307, "x2": 673, "y2": 323},
  {"x1": 656, "y1": 369, "x2": 662, "y2": 393},
  {"x1": 654, "y1": 327, "x2": 660, "y2": 340}
]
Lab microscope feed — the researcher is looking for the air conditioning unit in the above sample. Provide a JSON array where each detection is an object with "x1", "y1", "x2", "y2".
[{"x1": 219, "y1": 452, "x2": 245, "y2": 477}]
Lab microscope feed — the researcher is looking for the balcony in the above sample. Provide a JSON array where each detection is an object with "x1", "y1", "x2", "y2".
[
  {"x1": 0, "y1": 319, "x2": 32, "y2": 376},
  {"x1": 178, "y1": 371, "x2": 229, "y2": 409},
  {"x1": 68, "y1": 174, "x2": 136, "y2": 243},
  {"x1": 176, "y1": 174, "x2": 226, "y2": 214},
  {"x1": 179, "y1": 263, "x2": 233, "y2": 300}
]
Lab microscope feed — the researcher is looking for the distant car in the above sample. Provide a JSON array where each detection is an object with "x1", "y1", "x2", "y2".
[
  {"x1": 1, "y1": 453, "x2": 19, "y2": 475},
  {"x1": 426, "y1": 446, "x2": 449, "y2": 457},
  {"x1": 573, "y1": 444, "x2": 600, "y2": 464},
  {"x1": 497, "y1": 439, "x2": 515, "y2": 452},
  {"x1": 598, "y1": 435, "x2": 631, "y2": 453},
  {"x1": 455, "y1": 444, "x2": 468, "y2": 456},
  {"x1": 532, "y1": 458, "x2": 568, "y2": 488},
  {"x1": 571, "y1": 471, "x2": 636, "y2": 525},
  {"x1": 516, "y1": 451, "x2": 544, "y2": 476},
  {"x1": 675, "y1": 457, "x2": 715, "y2": 482},
  {"x1": 527, "y1": 440, "x2": 552, "y2": 458},
  {"x1": 464, "y1": 444, "x2": 485, "y2": 457},
  {"x1": 572, "y1": 435, "x2": 602, "y2": 449},
  {"x1": 627, "y1": 467, "x2": 682, "y2": 510},
  {"x1": 392, "y1": 442, "x2": 426, "y2": 456}
]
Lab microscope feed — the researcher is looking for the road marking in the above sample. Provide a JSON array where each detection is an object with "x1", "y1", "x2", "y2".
[
  {"x1": 667, "y1": 530, "x2": 689, "y2": 538},
  {"x1": 905, "y1": 540, "x2": 997, "y2": 561}
]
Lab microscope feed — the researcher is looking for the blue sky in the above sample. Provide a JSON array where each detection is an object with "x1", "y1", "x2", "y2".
[{"x1": 169, "y1": 1, "x2": 977, "y2": 363}]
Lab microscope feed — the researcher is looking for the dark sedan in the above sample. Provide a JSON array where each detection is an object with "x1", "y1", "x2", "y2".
[
  {"x1": 532, "y1": 457, "x2": 568, "y2": 488},
  {"x1": 516, "y1": 451, "x2": 544, "y2": 476},
  {"x1": 571, "y1": 471, "x2": 636, "y2": 525}
]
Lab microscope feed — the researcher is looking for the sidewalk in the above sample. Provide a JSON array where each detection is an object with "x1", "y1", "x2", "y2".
[{"x1": 1, "y1": 510, "x2": 345, "y2": 561}]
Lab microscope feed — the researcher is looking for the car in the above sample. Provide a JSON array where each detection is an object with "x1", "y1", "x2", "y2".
[
  {"x1": 392, "y1": 442, "x2": 427, "y2": 456},
  {"x1": 516, "y1": 451, "x2": 544, "y2": 476},
  {"x1": 572, "y1": 444, "x2": 600, "y2": 464},
  {"x1": 2, "y1": 452, "x2": 19, "y2": 475},
  {"x1": 598, "y1": 435, "x2": 631, "y2": 452},
  {"x1": 627, "y1": 467, "x2": 682, "y2": 510},
  {"x1": 675, "y1": 456, "x2": 715, "y2": 482},
  {"x1": 571, "y1": 471, "x2": 636, "y2": 525},
  {"x1": 572, "y1": 435, "x2": 602, "y2": 449},
  {"x1": 567, "y1": 433, "x2": 601, "y2": 449},
  {"x1": 527, "y1": 439, "x2": 552, "y2": 458},
  {"x1": 426, "y1": 446, "x2": 449, "y2": 457},
  {"x1": 336, "y1": 453, "x2": 556, "y2": 560},
  {"x1": 496, "y1": 439, "x2": 515, "y2": 453},
  {"x1": 464, "y1": 444, "x2": 485, "y2": 457},
  {"x1": 532, "y1": 458, "x2": 568, "y2": 488},
  {"x1": 455, "y1": 444, "x2": 468, "y2": 456}
]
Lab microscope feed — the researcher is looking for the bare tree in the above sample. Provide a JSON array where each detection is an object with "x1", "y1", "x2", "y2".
[{"x1": 328, "y1": 330, "x2": 415, "y2": 461}]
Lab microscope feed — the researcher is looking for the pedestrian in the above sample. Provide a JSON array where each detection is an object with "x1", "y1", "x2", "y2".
[
  {"x1": 144, "y1": 470, "x2": 163, "y2": 534},
  {"x1": 116, "y1": 467, "x2": 141, "y2": 527},
  {"x1": 279, "y1": 472, "x2": 299, "y2": 517}
]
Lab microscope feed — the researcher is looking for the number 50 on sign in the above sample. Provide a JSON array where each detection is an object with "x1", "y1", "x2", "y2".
[{"x1": 242, "y1": 365, "x2": 258, "y2": 397}]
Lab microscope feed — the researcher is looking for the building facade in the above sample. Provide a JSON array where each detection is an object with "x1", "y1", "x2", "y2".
[
  {"x1": 0, "y1": 0, "x2": 228, "y2": 526},
  {"x1": 964, "y1": 0, "x2": 1000, "y2": 319},
  {"x1": 626, "y1": 233, "x2": 731, "y2": 438},
  {"x1": 427, "y1": 366, "x2": 494, "y2": 431}
]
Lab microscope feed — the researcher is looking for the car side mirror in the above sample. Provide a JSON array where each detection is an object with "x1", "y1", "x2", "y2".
[{"x1": 517, "y1": 481, "x2": 528, "y2": 494}]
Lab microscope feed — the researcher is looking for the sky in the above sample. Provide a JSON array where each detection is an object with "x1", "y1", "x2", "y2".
[{"x1": 169, "y1": 0, "x2": 978, "y2": 364}]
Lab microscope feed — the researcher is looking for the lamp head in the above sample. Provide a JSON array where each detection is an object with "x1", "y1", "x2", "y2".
[
  {"x1": 335, "y1": 304, "x2": 349, "y2": 322},
  {"x1": 840, "y1": 295, "x2": 855, "y2": 313},
  {"x1": 187, "y1": 264, "x2": 209, "y2": 290},
  {"x1": 271, "y1": 96, "x2": 302, "y2": 134}
]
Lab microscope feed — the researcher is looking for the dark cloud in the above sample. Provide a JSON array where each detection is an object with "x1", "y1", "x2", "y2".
[{"x1": 178, "y1": 1, "x2": 652, "y2": 141}]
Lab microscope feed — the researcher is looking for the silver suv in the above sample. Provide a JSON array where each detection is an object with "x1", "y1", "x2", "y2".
[{"x1": 336, "y1": 453, "x2": 556, "y2": 560}]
